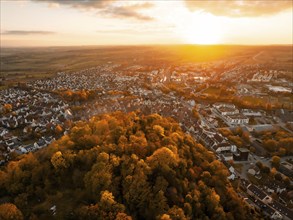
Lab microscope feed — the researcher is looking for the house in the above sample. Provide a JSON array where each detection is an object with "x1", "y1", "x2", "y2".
[
  {"x1": 252, "y1": 124, "x2": 276, "y2": 133},
  {"x1": 37, "y1": 139, "x2": 46, "y2": 148},
  {"x1": 213, "y1": 103, "x2": 235, "y2": 109},
  {"x1": 248, "y1": 165, "x2": 260, "y2": 176},
  {"x1": 216, "y1": 106, "x2": 239, "y2": 116},
  {"x1": 247, "y1": 184, "x2": 272, "y2": 204},
  {"x1": 268, "y1": 85, "x2": 292, "y2": 93},
  {"x1": 228, "y1": 172, "x2": 236, "y2": 180},
  {"x1": 279, "y1": 162, "x2": 293, "y2": 178},
  {"x1": 19, "y1": 146, "x2": 28, "y2": 154},
  {"x1": 214, "y1": 134, "x2": 225, "y2": 144},
  {"x1": 271, "y1": 201, "x2": 293, "y2": 220},
  {"x1": 226, "y1": 114, "x2": 249, "y2": 124},
  {"x1": 197, "y1": 129, "x2": 217, "y2": 149},
  {"x1": 263, "y1": 181, "x2": 286, "y2": 193},
  {"x1": 242, "y1": 109, "x2": 262, "y2": 117},
  {"x1": 0, "y1": 128, "x2": 8, "y2": 136},
  {"x1": 221, "y1": 152, "x2": 233, "y2": 161},
  {"x1": 251, "y1": 72, "x2": 273, "y2": 82},
  {"x1": 233, "y1": 148, "x2": 249, "y2": 161},
  {"x1": 24, "y1": 144, "x2": 35, "y2": 152},
  {"x1": 213, "y1": 142, "x2": 231, "y2": 153},
  {"x1": 221, "y1": 157, "x2": 236, "y2": 180},
  {"x1": 213, "y1": 103, "x2": 239, "y2": 116},
  {"x1": 279, "y1": 190, "x2": 293, "y2": 206},
  {"x1": 275, "y1": 109, "x2": 293, "y2": 123},
  {"x1": 213, "y1": 142, "x2": 237, "y2": 154},
  {"x1": 263, "y1": 204, "x2": 283, "y2": 219},
  {"x1": 254, "y1": 199, "x2": 282, "y2": 220},
  {"x1": 64, "y1": 109, "x2": 73, "y2": 120}
]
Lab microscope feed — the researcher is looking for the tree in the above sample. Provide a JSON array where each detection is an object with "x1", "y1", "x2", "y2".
[
  {"x1": 263, "y1": 139, "x2": 277, "y2": 152},
  {"x1": 84, "y1": 154, "x2": 112, "y2": 198},
  {"x1": 256, "y1": 161, "x2": 263, "y2": 169},
  {"x1": 261, "y1": 166, "x2": 270, "y2": 175},
  {"x1": 153, "y1": 125, "x2": 165, "y2": 137},
  {"x1": 283, "y1": 177, "x2": 291, "y2": 187},
  {"x1": 0, "y1": 112, "x2": 259, "y2": 219},
  {"x1": 149, "y1": 190, "x2": 168, "y2": 217},
  {"x1": 277, "y1": 147, "x2": 286, "y2": 156},
  {"x1": 115, "y1": 213, "x2": 132, "y2": 220},
  {"x1": 271, "y1": 156, "x2": 280, "y2": 168},
  {"x1": 55, "y1": 124, "x2": 63, "y2": 135},
  {"x1": 270, "y1": 167, "x2": 277, "y2": 177},
  {"x1": 0, "y1": 203, "x2": 23, "y2": 220},
  {"x1": 146, "y1": 147, "x2": 178, "y2": 169},
  {"x1": 160, "y1": 214, "x2": 172, "y2": 220},
  {"x1": 228, "y1": 135, "x2": 243, "y2": 147},
  {"x1": 51, "y1": 151, "x2": 69, "y2": 170},
  {"x1": 250, "y1": 146, "x2": 256, "y2": 153},
  {"x1": 278, "y1": 138, "x2": 293, "y2": 155},
  {"x1": 3, "y1": 104, "x2": 12, "y2": 113},
  {"x1": 192, "y1": 108, "x2": 200, "y2": 120},
  {"x1": 234, "y1": 126, "x2": 243, "y2": 136},
  {"x1": 165, "y1": 206, "x2": 187, "y2": 220},
  {"x1": 242, "y1": 132, "x2": 251, "y2": 143},
  {"x1": 98, "y1": 191, "x2": 126, "y2": 219},
  {"x1": 274, "y1": 173, "x2": 282, "y2": 181}
]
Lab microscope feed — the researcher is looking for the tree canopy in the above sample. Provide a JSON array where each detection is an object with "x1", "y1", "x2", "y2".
[{"x1": 0, "y1": 111, "x2": 260, "y2": 219}]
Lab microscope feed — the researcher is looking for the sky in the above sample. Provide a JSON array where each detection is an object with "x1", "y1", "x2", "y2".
[{"x1": 1, "y1": 0, "x2": 292, "y2": 47}]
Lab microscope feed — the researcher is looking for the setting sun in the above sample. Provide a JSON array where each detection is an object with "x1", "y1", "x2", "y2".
[{"x1": 176, "y1": 13, "x2": 223, "y2": 44}]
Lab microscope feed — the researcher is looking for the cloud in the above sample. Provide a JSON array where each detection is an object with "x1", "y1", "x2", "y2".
[
  {"x1": 31, "y1": 0, "x2": 154, "y2": 21},
  {"x1": 185, "y1": 0, "x2": 293, "y2": 17},
  {"x1": 2, "y1": 30, "x2": 56, "y2": 35},
  {"x1": 31, "y1": 0, "x2": 111, "y2": 9},
  {"x1": 101, "y1": 4, "x2": 154, "y2": 21}
]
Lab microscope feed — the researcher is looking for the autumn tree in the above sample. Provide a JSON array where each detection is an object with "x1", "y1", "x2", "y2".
[
  {"x1": 0, "y1": 111, "x2": 261, "y2": 219},
  {"x1": 263, "y1": 139, "x2": 277, "y2": 152},
  {"x1": 51, "y1": 151, "x2": 69, "y2": 170},
  {"x1": 55, "y1": 124, "x2": 63, "y2": 135},
  {"x1": 271, "y1": 156, "x2": 281, "y2": 168},
  {"x1": 0, "y1": 203, "x2": 23, "y2": 220},
  {"x1": 3, "y1": 103, "x2": 12, "y2": 113}
]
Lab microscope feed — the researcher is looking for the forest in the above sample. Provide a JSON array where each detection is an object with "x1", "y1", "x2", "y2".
[{"x1": 0, "y1": 111, "x2": 262, "y2": 219}]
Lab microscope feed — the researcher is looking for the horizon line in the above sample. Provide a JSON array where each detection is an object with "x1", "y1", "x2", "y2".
[{"x1": 1, "y1": 43, "x2": 293, "y2": 49}]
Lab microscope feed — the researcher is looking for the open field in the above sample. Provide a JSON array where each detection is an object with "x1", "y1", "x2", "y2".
[{"x1": 1, "y1": 45, "x2": 292, "y2": 85}]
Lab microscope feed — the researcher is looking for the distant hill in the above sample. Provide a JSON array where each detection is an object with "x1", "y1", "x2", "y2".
[{"x1": 0, "y1": 111, "x2": 261, "y2": 219}]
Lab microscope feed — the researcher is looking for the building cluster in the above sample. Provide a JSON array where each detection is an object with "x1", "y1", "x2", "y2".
[
  {"x1": 247, "y1": 183, "x2": 293, "y2": 220},
  {"x1": 196, "y1": 127, "x2": 249, "y2": 162},
  {"x1": 1, "y1": 60, "x2": 292, "y2": 217},
  {"x1": 0, "y1": 88, "x2": 72, "y2": 163},
  {"x1": 251, "y1": 71, "x2": 275, "y2": 82},
  {"x1": 212, "y1": 103, "x2": 250, "y2": 125}
]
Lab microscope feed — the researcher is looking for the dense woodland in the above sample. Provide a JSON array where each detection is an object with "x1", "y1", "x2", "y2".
[{"x1": 0, "y1": 112, "x2": 261, "y2": 219}]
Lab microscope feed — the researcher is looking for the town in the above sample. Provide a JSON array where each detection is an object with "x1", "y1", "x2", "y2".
[{"x1": 1, "y1": 58, "x2": 293, "y2": 219}]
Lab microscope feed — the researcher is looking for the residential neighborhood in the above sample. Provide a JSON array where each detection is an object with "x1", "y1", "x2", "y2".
[{"x1": 1, "y1": 59, "x2": 292, "y2": 219}]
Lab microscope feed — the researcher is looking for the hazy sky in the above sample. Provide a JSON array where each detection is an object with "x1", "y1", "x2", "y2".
[{"x1": 1, "y1": 0, "x2": 292, "y2": 47}]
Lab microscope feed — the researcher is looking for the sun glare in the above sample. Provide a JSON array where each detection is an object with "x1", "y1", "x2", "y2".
[{"x1": 176, "y1": 13, "x2": 223, "y2": 44}]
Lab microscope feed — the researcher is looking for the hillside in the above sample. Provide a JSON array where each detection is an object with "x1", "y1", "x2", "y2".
[{"x1": 0, "y1": 111, "x2": 261, "y2": 219}]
